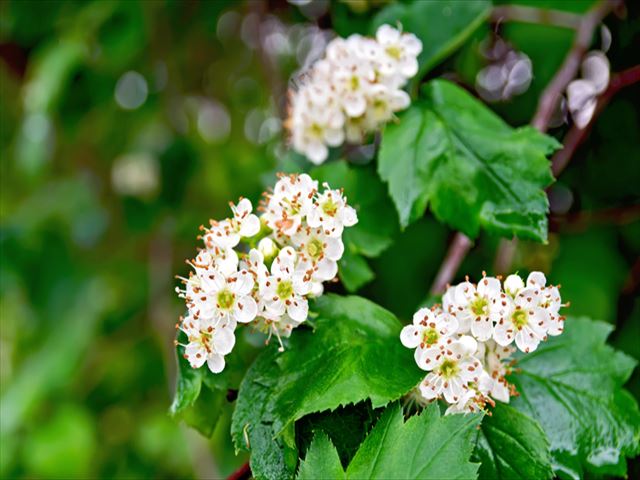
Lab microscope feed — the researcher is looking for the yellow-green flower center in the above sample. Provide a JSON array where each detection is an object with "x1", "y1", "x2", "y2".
[
  {"x1": 217, "y1": 289, "x2": 235, "y2": 310},
  {"x1": 512, "y1": 309, "x2": 528, "y2": 329},
  {"x1": 322, "y1": 198, "x2": 338, "y2": 217},
  {"x1": 309, "y1": 123, "x2": 323, "y2": 138},
  {"x1": 350, "y1": 75, "x2": 360, "y2": 90},
  {"x1": 422, "y1": 327, "x2": 439, "y2": 346},
  {"x1": 385, "y1": 45, "x2": 402, "y2": 60},
  {"x1": 470, "y1": 297, "x2": 488, "y2": 316},
  {"x1": 439, "y1": 359, "x2": 459, "y2": 380},
  {"x1": 306, "y1": 238, "x2": 324, "y2": 260},
  {"x1": 277, "y1": 280, "x2": 294, "y2": 300}
]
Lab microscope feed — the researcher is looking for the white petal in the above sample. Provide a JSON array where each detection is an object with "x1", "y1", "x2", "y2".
[
  {"x1": 477, "y1": 277, "x2": 501, "y2": 298},
  {"x1": 341, "y1": 205, "x2": 358, "y2": 227},
  {"x1": 324, "y1": 237, "x2": 344, "y2": 261},
  {"x1": 493, "y1": 323, "x2": 515, "y2": 346},
  {"x1": 235, "y1": 198, "x2": 253, "y2": 217},
  {"x1": 315, "y1": 258, "x2": 337, "y2": 281},
  {"x1": 234, "y1": 295, "x2": 258, "y2": 324},
  {"x1": 471, "y1": 316, "x2": 493, "y2": 342},
  {"x1": 287, "y1": 298, "x2": 309, "y2": 322},
  {"x1": 526, "y1": 272, "x2": 547, "y2": 289},
  {"x1": 376, "y1": 24, "x2": 400, "y2": 45},
  {"x1": 581, "y1": 51, "x2": 609, "y2": 94},
  {"x1": 213, "y1": 326, "x2": 236, "y2": 355},
  {"x1": 400, "y1": 325, "x2": 422, "y2": 348},
  {"x1": 231, "y1": 269, "x2": 254, "y2": 296},
  {"x1": 240, "y1": 214, "x2": 261, "y2": 238},
  {"x1": 185, "y1": 343, "x2": 207, "y2": 368},
  {"x1": 457, "y1": 335, "x2": 478, "y2": 356},
  {"x1": 515, "y1": 328, "x2": 540, "y2": 353},
  {"x1": 306, "y1": 207, "x2": 322, "y2": 228},
  {"x1": 306, "y1": 141, "x2": 328, "y2": 165},
  {"x1": 207, "y1": 354, "x2": 225, "y2": 373}
]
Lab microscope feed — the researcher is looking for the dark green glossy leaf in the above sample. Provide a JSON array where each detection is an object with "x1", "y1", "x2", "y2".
[
  {"x1": 338, "y1": 248, "x2": 375, "y2": 292},
  {"x1": 372, "y1": 0, "x2": 491, "y2": 80},
  {"x1": 474, "y1": 403, "x2": 553, "y2": 480},
  {"x1": 298, "y1": 403, "x2": 482, "y2": 479},
  {"x1": 296, "y1": 401, "x2": 380, "y2": 468},
  {"x1": 378, "y1": 79, "x2": 559, "y2": 241},
  {"x1": 297, "y1": 432, "x2": 346, "y2": 480},
  {"x1": 510, "y1": 316, "x2": 640, "y2": 478},
  {"x1": 231, "y1": 294, "x2": 424, "y2": 472}
]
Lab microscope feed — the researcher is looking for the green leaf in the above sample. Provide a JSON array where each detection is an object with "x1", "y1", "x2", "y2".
[
  {"x1": 311, "y1": 161, "x2": 398, "y2": 258},
  {"x1": 231, "y1": 295, "x2": 424, "y2": 469},
  {"x1": 230, "y1": 344, "x2": 299, "y2": 480},
  {"x1": 338, "y1": 248, "x2": 375, "y2": 292},
  {"x1": 474, "y1": 403, "x2": 554, "y2": 480},
  {"x1": 169, "y1": 343, "x2": 226, "y2": 437},
  {"x1": 372, "y1": 0, "x2": 491, "y2": 80},
  {"x1": 378, "y1": 79, "x2": 559, "y2": 241},
  {"x1": 297, "y1": 432, "x2": 346, "y2": 480},
  {"x1": 510, "y1": 316, "x2": 640, "y2": 478},
  {"x1": 296, "y1": 401, "x2": 380, "y2": 468},
  {"x1": 298, "y1": 403, "x2": 482, "y2": 479}
]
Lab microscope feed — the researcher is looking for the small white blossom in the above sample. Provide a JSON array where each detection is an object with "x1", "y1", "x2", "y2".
[
  {"x1": 444, "y1": 275, "x2": 502, "y2": 341},
  {"x1": 207, "y1": 198, "x2": 261, "y2": 248},
  {"x1": 260, "y1": 247, "x2": 311, "y2": 323},
  {"x1": 418, "y1": 339, "x2": 483, "y2": 404},
  {"x1": 179, "y1": 315, "x2": 236, "y2": 373},
  {"x1": 197, "y1": 268, "x2": 259, "y2": 327},
  {"x1": 287, "y1": 24, "x2": 421, "y2": 163},
  {"x1": 263, "y1": 173, "x2": 318, "y2": 236},
  {"x1": 493, "y1": 288, "x2": 548, "y2": 353},
  {"x1": 400, "y1": 307, "x2": 458, "y2": 369},
  {"x1": 307, "y1": 186, "x2": 358, "y2": 238}
]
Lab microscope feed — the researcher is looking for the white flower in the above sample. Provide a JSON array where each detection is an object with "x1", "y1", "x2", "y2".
[
  {"x1": 259, "y1": 247, "x2": 311, "y2": 323},
  {"x1": 400, "y1": 307, "x2": 458, "y2": 369},
  {"x1": 445, "y1": 276, "x2": 502, "y2": 341},
  {"x1": 476, "y1": 339, "x2": 514, "y2": 403},
  {"x1": 418, "y1": 339, "x2": 483, "y2": 404},
  {"x1": 493, "y1": 288, "x2": 549, "y2": 353},
  {"x1": 197, "y1": 268, "x2": 258, "y2": 327},
  {"x1": 307, "y1": 186, "x2": 358, "y2": 238},
  {"x1": 257, "y1": 237, "x2": 279, "y2": 263},
  {"x1": 567, "y1": 50, "x2": 609, "y2": 129},
  {"x1": 374, "y1": 24, "x2": 422, "y2": 79},
  {"x1": 207, "y1": 198, "x2": 261, "y2": 248},
  {"x1": 191, "y1": 247, "x2": 238, "y2": 278},
  {"x1": 264, "y1": 174, "x2": 318, "y2": 236},
  {"x1": 180, "y1": 315, "x2": 236, "y2": 373},
  {"x1": 292, "y1": 226, "x2": 344, "y2": 281},
  {"x1": 286, "y1": 24, "x2": 421, "y2": 164},
  {"x1": 503, "y1": 273, "x2": 525, "y2": 297}
]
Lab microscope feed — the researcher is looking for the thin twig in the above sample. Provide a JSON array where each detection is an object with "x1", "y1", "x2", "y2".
[
  {"x1": 531, "y1": 0, "x2": 616, "y2": 132},
  {"x1": 550, "y1": 204, "x2": 640, "y2": 232},
  {"x1": 494, "y1": 0, "x2": 617, "y2": 274},
  {"x1": 551, "y1": 65, "x2": 640, "y2": 176},
  {"x1": 490, "y1": 5, "x2": 582, "y2": 30},
  {"x1": 430, "y1": 233, "x2": 473, "y2": 295}
]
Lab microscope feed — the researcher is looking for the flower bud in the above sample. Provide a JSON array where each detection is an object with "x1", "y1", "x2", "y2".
[
  {"x1": 258, "y1": 237, "x2": 279, "y2": 265},
  {"x1": 504, "y1": 274, "x2": 524, "y2": 297}
]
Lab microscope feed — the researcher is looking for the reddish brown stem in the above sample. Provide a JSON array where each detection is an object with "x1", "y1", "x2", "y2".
[
  {"x1": 551, "y1": 65, "x2": 640, "y2": 177},
  {"x1": 531, "y1": 0, "x2": 616, "y2": 132},
  {"x1": 430, "y1": 233, "x2": 473, "y2": 295},
  {"x1": 227, "y1": 462, "x2": 251, "y2": 480}
]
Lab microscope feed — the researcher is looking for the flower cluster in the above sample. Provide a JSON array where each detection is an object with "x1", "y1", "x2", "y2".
[
  {"x1": 401, "y1": 272, "x2": 567, "y2": 414},
  {"x1": 567, "y1": 50, "x2": 610, "y2": 128},
  {"x1": 287, "y1": 24, "x2": 422, "y2": 164},
  {"x1": 176, "y1": 173, "x2": 358, "y2": 373}
]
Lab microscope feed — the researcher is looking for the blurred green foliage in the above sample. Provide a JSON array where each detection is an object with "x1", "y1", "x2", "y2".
[{"x1": 1, "y1": 0, "x2": 638, "y2": 478}]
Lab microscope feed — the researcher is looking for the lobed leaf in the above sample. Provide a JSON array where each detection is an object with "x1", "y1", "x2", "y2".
[
  {"x1": 378, "y1": 79, "x2": 560, "y2": 241},
  {"x1": 231, "y1": 294, "x2": 424, "y2": 476},
  {"x1": 510, "y1": 316, "x2": 640, "y2": 478},
  {"x1": 298, "y1": 403, "x2": 482, "y2": 479},
  {"x1": 474, "y1": 402, "x2": 554, "y2": 480}
]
